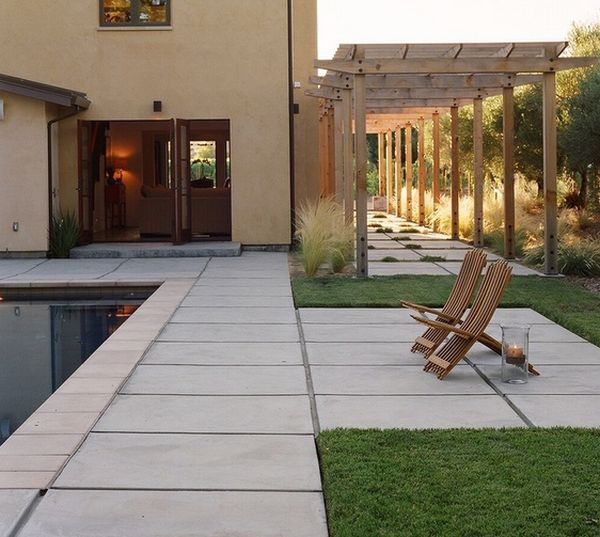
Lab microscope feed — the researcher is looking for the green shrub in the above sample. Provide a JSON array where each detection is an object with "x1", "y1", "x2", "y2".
[
  {"x1": 404, "y1": 244, "x2": 423, "y2": 250},
  {"x1": 49, "y1": 210, "x2": 80, "y2": 259},
  {"x1": 368, "y1": 223, "x2": 382, "y2": 228},
  {"x1": 400, "y1": 227, "x2": 421, "y2": 233},
  {"x1": 380, "y1": 256, "x2": 400, "y2": 262},
  {"x1": 368, "y1": 245, "x2": 376, "y2": 250},
  {"x1": 394, "y1": 236, "x2": 412, "y2": 241},
  {"x1": 524, "y1": 239, "x2": 600, "y2": 276},
  {"x1": 375, "y1": 227, "x2": 394, "y2": 233},
  {"x1": 484, "y1": 228, "x2": 529, "y2": 257},
  {"x1": 372, "y1": 214, "x2": 387, "y2": 219}
]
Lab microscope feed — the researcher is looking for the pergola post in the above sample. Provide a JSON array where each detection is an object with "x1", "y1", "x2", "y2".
[
  {"x1": 342, "y1": 88, "x2": 354, "y2": 226},
  {"x1": 543, "y1": 71, "x2": 558, "y2": 275},
  {"x1": 333, "y1": 101, "x2": 344, "y2": 205},
  {"x1": 395, "y1": 126, "x2": 402, "y2": 216},
  {"x1": 405, "y1": 123, "x2": 413, "y2": 221},
  {"x1": 377, "y1": 132, "x2": 385, "y2": 196},
  {"x1": 473, "y1": 97, "x2": 485, "y2": 247},
  {"x1": 418, "y1": 116, "x2": 426, "y2": 225},
  {"x1": 503, "y1": 86, "x2": 516, "y2": 258},
  {"x1": 386, "y1": 129, "x2": 393, "y2": 213},
  {"x1": 354, "y1": 73, "x2": 369, "y2": 277},
  {"x1": 450, "y1": 105, "x2": 460, "y2": 239},
  {"x1": 432, "y1": 112, "x2": 441, "y2": 208}
]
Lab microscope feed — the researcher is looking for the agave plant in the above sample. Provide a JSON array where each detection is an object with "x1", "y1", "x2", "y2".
[{"x1": 49, "y1": 211, "x2": 81, "y2": 258}]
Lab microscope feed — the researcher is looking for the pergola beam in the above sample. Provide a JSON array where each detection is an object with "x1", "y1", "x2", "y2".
[
  {"x1": 310, "y1": 73, "x2": 544, "y2": 90},
  {"x1": 315, "y1": 56, "x2": 597, "y2": 75}
]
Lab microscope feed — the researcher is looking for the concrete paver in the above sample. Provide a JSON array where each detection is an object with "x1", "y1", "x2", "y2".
[
  {"x1": 19, "y1": 490, "x2": 328, "y2": 537},
  {"x1": 143, "y1": 342, "x2": 303, "y2": 365},
  {"x1": 508, "y1": 395, "x2": 600, "y2": 427},
  {"x1": 95, "y1": 395, "x2": 314, "y2": 434},
  {"x1": 54, "y1": 433, "x2": 322, "y2": 491},
  {"x1": 159, "y1": 323, "x2": 300, "y2": 342},
  {"x1": 0, "y1": 490, "x2": 38, "y2": 536},
  {"x1": 311, "y1": 365, "x2": 493, "y2": 395},
  {"x1": 317, "y1": 395, "x2": 525, "y2": 429},
  {"x1": 171, "y1": 306, "x2": 297, "y2": 324},
  {"x1": 122, "y1": 365, "x2": 309, "y2": 395},
  {"x1": 306, "y1": 342, "x2": 426, "y2": 365}
]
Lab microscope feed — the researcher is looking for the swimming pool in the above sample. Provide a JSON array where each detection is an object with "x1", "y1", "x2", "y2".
[{"x1": 0, "y1": 295, "x2": 148, "y2": 444}]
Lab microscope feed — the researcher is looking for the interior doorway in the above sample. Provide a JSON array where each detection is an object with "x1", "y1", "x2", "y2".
[{"x1": 77, "y1": 119, "x2": 232, "y2": 245}]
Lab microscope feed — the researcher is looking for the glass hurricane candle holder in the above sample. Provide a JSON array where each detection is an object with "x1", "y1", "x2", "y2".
[{"x1": 501, "y1": 325, "x2": 530, "y2": 384}]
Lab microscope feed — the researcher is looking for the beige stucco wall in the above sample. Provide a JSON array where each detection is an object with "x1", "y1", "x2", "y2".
[
  {"x1": 293, "y1": 0, "x2": 320, "y2": 213},
  {"x1": 0, "y1": 0, "x2": 321, "y2": 246},
  {"x1": 0, "y1": 93, "x2": 50, "y2": 253}
]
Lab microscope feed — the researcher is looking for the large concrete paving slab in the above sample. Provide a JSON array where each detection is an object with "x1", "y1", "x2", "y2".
[
  {"x1": 479, "y1": 364, "x2": 600, "y2": 395},
  {"x1": 0, "y1": 490, "x2": 38, "y2": 536},
  {"x1": 18, "y1": 490, "x2": 328, "y2": 537},
  {"x1": 369, "y1": 262, "x2": 451, "y2": 276},
  {"x1": 468, "y1": 342, "x2": 600, "y2": 366},
  {"x1": 193, "y1": 277, "x2": 291, "y2": 287},
  {"x1": 143, "y1": 342, "x2": 302, "y2": 365},
  {"x1": 200, "y1": 269, "x2": 290, "y2": 279},
  {"x1": 70, "y1": 242, "x2": 241, "y2": 258},
  {"x1": 54, "y1": 433, "x2": 322, "y2": 491},
  {"x1": 367, "y1": 250, "x2": 423, "y2": 261},
  {"x1": 302, "y1": 323, "x2": 418, "y2": 342},
  {"x1": 311, "y1": 365, "x2": 493, "y2": 395},
  {"x1": 0, "y1": 259, "x2": 46, "y2": 280},
  {"x1": 508, "y1": 395, "x2": 600, "y2": 427},
  {"x1": 485, "y1": 323, "x2": 588, "y2": 343},
  {"x1": 300, "y1": 308, "x2": 413, "y2": 324},
  {"x1": 187, "y1": 286, "x2": 292, "y2": 297},
  {"x1": 317, "y1": 395, "x2": 525, "y2": 429},
  {"x1": 122, "y1": 365, "x2": 308, "y2": 395},
  {"x1": 306, "y1": 342, "x2": 426, "y2": 365},
  {"x1": 489, "y1": 308, "x2": 554, "y2": 325},
  {"x1": 385, "y1": 238, "x2": 472, "y2": 248},
  {"x1": 180, "y1": 295, "x2": 295, "y2": 308},
  {"x1": 417, "y1": 249, "x2": 500, "y2": 261},
  {"x1": 95, "y1": 395, "x2": 314, "y2": 434},
  {"x1": 159, "y1": 323, "x2": 300, "y2": 343},
  {"x1": 170, "y1": 307, "x2": 297, "y2": 324}
]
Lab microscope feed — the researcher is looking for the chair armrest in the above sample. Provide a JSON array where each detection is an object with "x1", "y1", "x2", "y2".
[
  {"x1": 410, "y1": 315, "x2": 472, "y2": 339},
  {"x1": 401, "y1": 301, "x2": 457, "y2": 322}
]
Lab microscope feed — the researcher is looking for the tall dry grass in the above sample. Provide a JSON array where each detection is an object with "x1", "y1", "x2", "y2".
[{"x1": 296, "y1": 198, "x2": 354, "y2": 276}]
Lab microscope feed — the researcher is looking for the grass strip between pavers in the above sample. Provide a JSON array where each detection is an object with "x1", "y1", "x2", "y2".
[
  {"x1": 292, "y1": 275, "x2": 600, "y2": 348},
  {"x1": 318, "y1": 428, "x2": 600, "y2": 537}
]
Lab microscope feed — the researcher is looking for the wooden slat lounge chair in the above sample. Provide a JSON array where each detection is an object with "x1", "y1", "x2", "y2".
[
  {"x1": 402, "y1": 249, "x2": 488, "y2": 356},
  {"x1": 414, "y1": 259, "x2": 513, "y2": 380}
]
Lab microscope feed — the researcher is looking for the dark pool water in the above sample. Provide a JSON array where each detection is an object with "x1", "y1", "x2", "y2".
[{"x1": 0, "y1": 299, "x2": 145, "y2": 444}]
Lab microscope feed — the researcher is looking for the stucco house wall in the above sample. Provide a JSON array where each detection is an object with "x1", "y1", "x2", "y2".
[{"x1": 0, "y1": 0, "x2": 318, "y2": 250}]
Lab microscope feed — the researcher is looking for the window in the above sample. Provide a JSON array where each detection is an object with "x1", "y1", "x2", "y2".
[{"x1": 101, "y1": 0, "x2": 171, "y2": 27}]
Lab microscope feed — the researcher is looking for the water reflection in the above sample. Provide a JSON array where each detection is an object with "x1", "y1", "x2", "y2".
[{"x1": 0, "y1": 301, "x2": 141, "y2": 444}]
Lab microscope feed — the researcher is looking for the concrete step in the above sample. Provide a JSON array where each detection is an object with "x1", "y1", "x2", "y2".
[{"x1": 70, "y1": 242, "x2": 242, "y2": 259}]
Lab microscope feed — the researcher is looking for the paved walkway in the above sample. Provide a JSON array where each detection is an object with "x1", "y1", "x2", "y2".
[
  {"x1": 0, "y1": 253, "x2": 327, "y2": 537},
  {"x1": 366, "y1": 212, "x2": 540, "y2": 276},
  {"x1": 0, "y1": 252, "x2": 597, "y2": 536}
]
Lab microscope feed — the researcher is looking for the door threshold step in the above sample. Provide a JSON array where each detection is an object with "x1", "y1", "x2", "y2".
[{"x1": 70, "y1": 242, "x2": 242, "y2": 258}]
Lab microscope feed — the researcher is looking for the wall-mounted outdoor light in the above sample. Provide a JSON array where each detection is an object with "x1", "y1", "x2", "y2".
[{"x1": 153, "y1": 101, "x2": 162, "y2": 112}]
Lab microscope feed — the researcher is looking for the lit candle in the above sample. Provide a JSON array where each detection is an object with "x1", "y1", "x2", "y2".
[{"x1": 506, "y1": 345, "x2": 525, "y2": 365}]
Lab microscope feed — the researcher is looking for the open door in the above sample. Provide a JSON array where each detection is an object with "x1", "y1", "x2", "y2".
[
  {"x1": 77, "y1": 120, "x2": 94, "y2": 245},
  {"x1": 173, "y1": 119, "x2": 192, "y2": 244}
]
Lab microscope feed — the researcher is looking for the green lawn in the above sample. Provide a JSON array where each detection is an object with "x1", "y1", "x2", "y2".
[
  {"x1": 318, "y1": 428, "x2": 600, "y2": 537},
  {"x1": 292, "y1": 275, "x2": 600, "y2": 347}
]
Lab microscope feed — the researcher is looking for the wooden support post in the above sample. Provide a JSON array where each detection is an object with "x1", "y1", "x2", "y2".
[
  {"x1": 543, "y1": 72, "x2": 559, "y2": 275},
  {"x1": 395, "y1": 126, "x2": 402, "y2": 216},
  {"x1": 354, "y1": 73, "x2": 369, "y2": 277},
  {"x1": 333, "y1": 101, "x2": 344, "y2": 205},
  {"x1": 432, "y1": 112, "x2": 441, "y2": 210},
  {"x1": 377, "y1": 132, "x2": 385, "y2": 196},
  {"x1": 386, "y1": 130, "x2": 393, "y2": 213},
  {"x1": 405, "y1": 123, "x2": 413, "y2": 221},
  {"x1": 451, "y1": 106, "x2": 460, "y2": 239},
  {"x1": 327, "y1": 109, "x2": 335, "y2": 197},
  {"x1": 418, "y1": 117, "x2": 426, "y2": 226},
  {"x1": 342, "y1": 89, "x2": 354, "y2": 226},
  {"x1": 503, "y1": 86, "x2": 515, "y2": 258},
  {"x1": 473, "y1": 97, "x2": 485, "y2": 247}
]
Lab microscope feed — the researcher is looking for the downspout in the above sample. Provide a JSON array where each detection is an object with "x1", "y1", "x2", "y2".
[
  {"x1": 47, "y1": 106, "x2": 84, "y2": 245},
  {"x1": 287, "y1": 0, "x2": 296, "y2": 244}
]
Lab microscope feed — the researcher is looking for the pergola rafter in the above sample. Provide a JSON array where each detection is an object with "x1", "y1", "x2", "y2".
[{"x1": 307, "y1": 41, "x2": 598, "y2": 277}]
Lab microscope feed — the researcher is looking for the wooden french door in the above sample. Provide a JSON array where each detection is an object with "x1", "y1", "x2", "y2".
[
  {"x1": 173, "y1": 119, "x2": 192, "y2": 244},
  {"x1": 77, "y1": 120, "x2": 94, "y2": 245}
]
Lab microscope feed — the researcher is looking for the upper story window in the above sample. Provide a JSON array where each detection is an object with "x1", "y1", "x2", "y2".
[{"x1": 101, "y1": 0, "x2": 171, "y2": 27}]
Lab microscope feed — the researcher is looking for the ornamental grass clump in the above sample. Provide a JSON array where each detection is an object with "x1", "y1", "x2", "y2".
[
  {"x1": 296, "y1": 198, "x2": 354, "y2": 276},
  {"x1": 49, "y1": 210, "x2": 80, "y2": 259},
  {"x1": 524, "y1": 239, "x2": 600, "y2": 276}
]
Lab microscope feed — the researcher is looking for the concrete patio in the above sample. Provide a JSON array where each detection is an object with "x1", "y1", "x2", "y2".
[{"x1": 0, "y1": 252, "x2": 598, "y2": 536}]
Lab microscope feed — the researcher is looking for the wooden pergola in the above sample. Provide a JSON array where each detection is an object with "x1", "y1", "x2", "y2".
[{"x1": 308, "y1": 42, "x2": 597, "y2": 277}]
